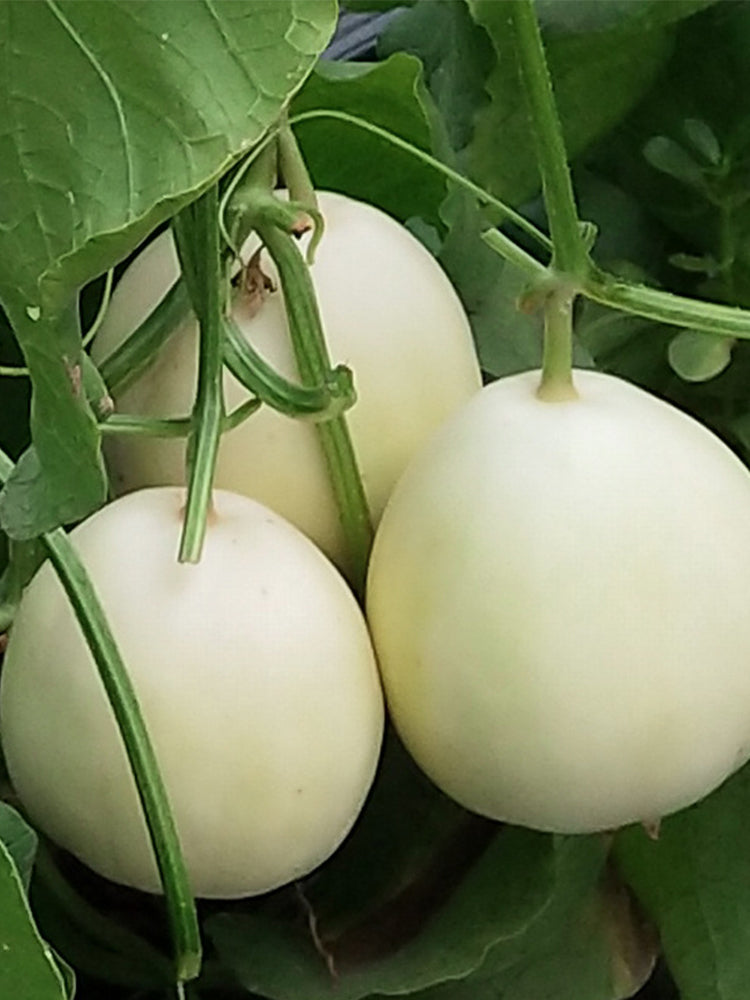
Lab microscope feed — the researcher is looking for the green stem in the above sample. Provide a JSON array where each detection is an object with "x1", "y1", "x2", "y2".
[
  {"x1": 287, "y1": 110, "x2": 552, "y2": 254},
  {"x1": 278, "y1": 115, "x2": 319, "y2": 212},
  {"x1": 42, "y1": 532, "x2": 201, "y2": 981},
  {"x1": 81, "y1": 269, "x2": 115, "y2": 348},
  {"x1": 2, "y1": 268, "x2": 112, "y2": 378},
  {"x1": 98, "y1": 279, "x2": 192, "y2": 396},
  {"x1": 223, "y1": 316, "x2": 355, "y2": 420},
  {"x1": 172, "y1": 187, "x2": 225, "y2": 564},
  {"x1": 221, "y1": 142, "x2": 279, "y2": 256},
  {"x1": 480, "y1": 228, "x2": 549, "y2": 280},
  {"x1": 283, "y1": 109, "x2": 750, "y2": 343},
  {"x1": 222, "y1": 397, "x2": 262, "y2": 432},
  {"x1": 508, "y1": 0, "x2": 588, "y2": 277},
  {"x1": 256, "y1": 223, "x2": 373, "y2": 593},
  {"x1": 584, "y1": 271, "x2": 750, "y2": 339},
  {"x1": 99, "y1": 400, "x2": 261, "y2": 439},
  {"x1": 507, "y1": 0, "x2": 589, "y2": 400},
  {"x1": 537, "y1": 288, "x2": 577, "y2": 401},
  {"x1": 99, "y1": 414, "x2": 194, "y2": 438},
  {"x1": 0, "y1": 450, "x2": 201, "y2": 984}
]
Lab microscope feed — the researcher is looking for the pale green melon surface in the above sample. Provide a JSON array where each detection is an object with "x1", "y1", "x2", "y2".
[
  {"x1": 92, "y1": 191, "x2": 482, "y2": 569},
  {"x1": 1, "y1": 488, "x2": 384, "y2": 897},
  {"x1": 367, "y1": 369, "x2": 750, "y2": 833}
]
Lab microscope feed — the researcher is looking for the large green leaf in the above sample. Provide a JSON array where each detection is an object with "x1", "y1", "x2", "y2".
[
  {"x1": 292, "y1": 53, "x2": 445, "y2": 226},
  {"x1": 206, "y1": 735, "x2": 558, "y2": 1000},
  {"x1": 411, "y1": 842, "x2": 655, "y2": 1000},
  {"x1": 0, "y1": 0, "x2": 336, "y2": 538},
  {"x1": 465, "y1": 0, "x2": 708, "y2": 207},
  {"x1": 378, "y1": 0, "x2": 494, "y2": 154},
  {"x1": 615, "y1": 764, "x2": 750, "y2": 1000},
  {"x1": 0, "y1": 805, "x2": 71, "y2": 1000},
  {"x1": 534, "y1": 0, "x2": 716, "y2": 36},
  {"x1": 209, "y1": 825, "x2": 555, "y2": 1000},
  {"x1": 342, "y1": 1, "x2": 414, "y2": 11},
  {"x1": 291, "y1": 734, "x2": 479, "y2": 939}
]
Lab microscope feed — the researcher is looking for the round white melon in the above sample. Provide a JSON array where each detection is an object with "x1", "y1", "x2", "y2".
[
  {"x1": 1, "y1": 487, "x2": 384, "y2": 897},
  {"x1": 366, "y1": 368, "x2": 750, "y2": 833},
  {"x1": 91, "y1": 191, "x2": 481, "y2": 569}
]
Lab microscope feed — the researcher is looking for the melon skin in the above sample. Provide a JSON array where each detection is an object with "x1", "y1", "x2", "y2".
[
  {"x1": 91, "y1": 191, "x2": 482, "y2": 570},
  {"x1": 366, "y1": 368, "x2": 750, "y2": 833},
  {"x1": 0, "y1": 487, "x2": 384, "y2": 898}
]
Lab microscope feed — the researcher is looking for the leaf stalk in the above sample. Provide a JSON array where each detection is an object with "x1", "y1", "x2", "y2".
[
  {"x1": 0, "y1": 447, "x2": 202, "y2": 985},
  {"x1": 255, "y1": 222, "x2": 373, "y2": 593}
]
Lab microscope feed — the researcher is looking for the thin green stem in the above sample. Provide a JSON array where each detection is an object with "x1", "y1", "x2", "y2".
[
  {"x1": 42, "y1": 533, "x2": 201, "y2": 982},
  {"x1": 99, "y1": 414, "x2": 193, "y2": 438},
  {"x1": 223, "y1": 397, "x2": 262, "y2": 432},
  {"x1": 98, "y1": 279, "x2": 192, "y2": 396},
  {"x1": 0, "y1": 447, "x2": 201, "y2": 985},
  {"x1": 288, "y1": 109, "x2": 750, "y2": 343},
  {"x1": 1, "y1": 268, "x2": 111, "y2": 378},
  {"x1": 537, "y1": 288, "x2": 577, "y2": 401},
  {"x1": 287, "y1": 109, "x2": 552, "y2": 254},
  {"x1": 81, "y1": 268, "x2": 115, "y2": 348},
  {"x1": 256, "y1": 223, "x2": 373, "y2": 593},
  {"x1": 99, "y1": 399, "x2": 261, "y2": 439},
  {"x1": 584, "y1": 271, "x2": 750, "y2": 340},
  {"x1": 220, "y1": 141, "x2": 279, "y2": 257},
  {"x1": 172, "y1": 187, "x2": 225, "y2": 564},
  {"x1": 216, "y1": 110, "x2": 551, "y2": 254},
  {"x1": 480, "y1": 228, "x2": 549, "y2": 280},
  {"x1": 508, "y1": 0, "x2": 588, "y2": 277},
  {"x1": 278, "y1": 114, "x2": 319, "y2": 212},
  {"x1": 223, "y1": 315, "x2": 355, "y2": 420}
]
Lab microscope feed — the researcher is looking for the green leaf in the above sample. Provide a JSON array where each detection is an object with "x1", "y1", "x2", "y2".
[
  {"x1": 343, "y1": 0, "x2": 414, "y2": 10},
  {"x1": 465, "y1": 0, "x2": 679, "y2": 206},
  {"x1": 288, "y1": 733, "x2": 478, "y2": 938},
  {"x1": 29, "y1": 845, "x2": 173, "y2": 990},
  {"x1": 643, "y1": 136, "x2": 706, "y2": 190},
  {"x1": 588, "y1": 3, "x2": 750, "y2": 262},
  {"x1": 615, "y1": 764, "x2": 750, "y2": 1000},
  {"x1": 208, "y1": 823, "x2": 556, "y2": 1000},
  {"x1": 438, "y1": 194, "x2": 592, "y2": 378},
  {"x1": 668, "y1": 328, "x2": 733, "y2": 381},
  {"x1": 683, "y1": 118, "x2": 722, "y2": 165},
  {"x1": 0, "y1": 306, "x2": 107, "y2": 541},
  {"x1": 575, "y1": 298, "x2": 673, "y2": 392},
  {"x1": 292, "y1": 54, "x2": 446, "y2": 225},
  {"x1": 535, "y1": 0, "x2": 716, "y2": 36},
  {"x1": 0, "y1": 803, "x2": 37, "y2": 893},
  {"x1": 439, "y1": 199, "x2": 543, "y2": 377},
  {"x1": 0, "y1": 0, "x2": 336, "y2": 537},
  {"x1": 378, "y1": 0, "x2": 494, "y2": 152},
  {"x1": 408, "y1": 842, "x2": 656, "y2": 1000},
  {"x1": 0, "y1": 837, "x2": 71, "y2": 1000}
]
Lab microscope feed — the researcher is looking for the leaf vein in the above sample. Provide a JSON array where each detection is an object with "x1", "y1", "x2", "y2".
[{"x1": 44, "y1": 0, "x2": 135, "y2": 221}]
